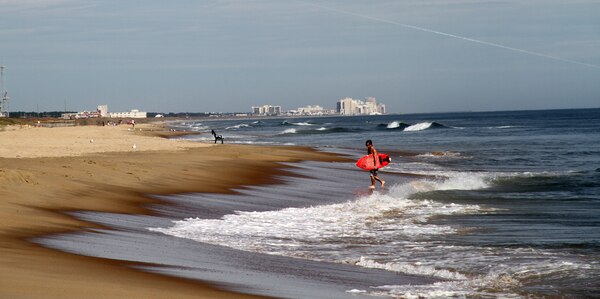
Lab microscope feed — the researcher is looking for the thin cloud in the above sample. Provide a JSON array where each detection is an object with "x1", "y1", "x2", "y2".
[{"x1": 297, "y1": 0, "x2": 600, "y2": 69}]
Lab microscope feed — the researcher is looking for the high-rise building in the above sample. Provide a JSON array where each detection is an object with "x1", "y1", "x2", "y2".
[
  {"x1": 377, "y1": 103, "x2": 386, "y2": 114},
  {"x1": 337, "y1": 97, "x2": 385, "y2": 115},
  {"x1": 251, "y1": 105, "x2": 282, "y2": 116},
  {"x1": 337, "y1": 97, "x2": 357, "y2": 115}
]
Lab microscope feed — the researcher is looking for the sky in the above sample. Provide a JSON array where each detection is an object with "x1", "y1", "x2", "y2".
[{"x1": 1, "y1": 0, "x2": 599, "y2": 114}]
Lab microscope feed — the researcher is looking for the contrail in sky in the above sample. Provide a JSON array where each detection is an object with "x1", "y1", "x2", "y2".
[{"x1": 298, "y1": 1, "x2": 600, "y2": 69}]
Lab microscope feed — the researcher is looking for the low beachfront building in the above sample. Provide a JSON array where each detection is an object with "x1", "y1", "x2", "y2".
[
  {"x1": 61, "y1": 105, "x2": 147, "y2": 119},
  {"x1": 62, "y1": 111, "x2": 102, "y2": 119},
  {"x1": 288, "y1": 105, "x2": 336, "y2": 116},
  {"x1": 109, "y1": 109, "x2": 147, "y2": 118}
]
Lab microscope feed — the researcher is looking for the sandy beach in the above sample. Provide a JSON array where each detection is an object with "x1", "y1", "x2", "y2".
[{"x1": 0, "y1": 123, "x2": 346, "y2": 298}]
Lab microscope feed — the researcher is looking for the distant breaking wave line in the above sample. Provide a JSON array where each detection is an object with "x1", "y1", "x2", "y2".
[{"x1": 298, "y1": 1, "x2": 600, "y2": 69}]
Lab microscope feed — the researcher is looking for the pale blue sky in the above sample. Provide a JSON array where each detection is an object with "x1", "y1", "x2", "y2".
[{"x1": 1, "y1": 0, "x2": 599, "y2": 113}]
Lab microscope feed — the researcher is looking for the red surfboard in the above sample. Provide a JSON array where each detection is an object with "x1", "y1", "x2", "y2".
[{"x1": 356, "y1": 153, "x2": 391, "y2": 171}]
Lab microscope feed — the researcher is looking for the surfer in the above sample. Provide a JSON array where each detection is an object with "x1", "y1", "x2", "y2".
[{"x1": 365, "y1": 140, "x2": 385, "y2": 189}]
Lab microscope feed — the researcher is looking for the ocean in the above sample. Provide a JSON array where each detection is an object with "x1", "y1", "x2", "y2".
[{"x1": 41, "y1": 108, "x2": 599, "y2": 298}]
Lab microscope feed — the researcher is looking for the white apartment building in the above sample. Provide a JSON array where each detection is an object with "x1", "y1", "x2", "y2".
[
  {"x1": 294, "y1": 105, "x2": 325, "y2": 115},
  {"x1": 251, "y1": 105, "x2": 282, "y2": 116},
  {"x1": 337, "y1": 97, "x2": 357, "y2": 115},
  {"x1": 97, "y1": 105, "x2": 108, "y2": 117},
  {"x1": 337, "y1": 97, "x2": 385, "y2": 115}
]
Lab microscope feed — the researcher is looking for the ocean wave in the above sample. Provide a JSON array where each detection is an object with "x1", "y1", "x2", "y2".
[
  {"x1": 415, "y1": 151, "x2": 464, "y2": 159},
  {"x1": 225, "y1": 123, "x2": 251, "y2": 130},
  {"x1": 355, "y1": 257, "x2": 467, "y2": 280},
  {"x1": 291, "y1": 122, "x2": 313, "y2": 126},
  {"x1": 368, "y1": 254, "x2": 590, "y2": 299},
  {"x1": 302, "y1": 127, "x2": 364, "y2": 134},
  {"x1": 280, "y1": 128, "x2": 297, "y2": 134},
  {"x1": 149, "y1": 176, "x2": 486, "y2": 260},
  {"x1": 149, "y1": 197, "x2": 476, "y2": 257},
  {"x1": 377, "y1": 121, "x2": 410, "y2": 130},
  {"x1": 489, "y1": 170, "x2": 598, "y2": 192},
  {"x1": 404, "y1": 122, "x2": 449, "y2": 132},
  {"x1": 177, "y1": 122, "x2": 208, "y2": 132},
  {"x1": 279, "y1": 127, "x2": 365, "y2": 135},
  {"x1": 281, "y1": 120, "x2": 314, "y2": 126},
  {"x1": 148, "y1": 169, "x2": 594, "y2": 298}
]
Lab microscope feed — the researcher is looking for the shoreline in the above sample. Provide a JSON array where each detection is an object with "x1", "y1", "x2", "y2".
[{"x1": 0, "y1": 123, "x2": 348, "y2": 298}]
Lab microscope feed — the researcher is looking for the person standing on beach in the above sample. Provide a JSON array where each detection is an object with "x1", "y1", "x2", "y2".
[{"x1": 366, "y1": 140, "x2": 385, "y2": 189}]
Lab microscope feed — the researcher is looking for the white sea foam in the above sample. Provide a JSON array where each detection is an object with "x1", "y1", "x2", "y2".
[
  {"x1": 183, "y1": 136, "x2": 215, "y2": 142},
  {"x1": 291, "y1": 122, "x2": 312, "y2": 126},
  {"x1": 356, "y1": 257, "x2": 468, "y2": 280},
  {"x1": 487, "y1": 125, "x2": 521, "y2": 129},
  {"x1": 415, "y1": 151, "x2": 463, "y2": 159},
  {"x1": 150, "y1": 176, "x2": 485, "y2": 260},
  {"x1": 281, "y1": 128, "x2": 297, "y2": 134},
  {"x1": 225, "y1": 123, "x2": 250, "y2": 130},
  {"x1": 387, "y1": 121, "x2": 401, "y2": 129},
  {"x1": 404, "y1": 122, "x2": 433, "y2": 131},
  {"x1": 316, "y1": 127, "x2": 327, "y2": 131},
  {"x1": 345, "y1": 289, "x2": 367, "y2": 294},
  {"x1": 185, "y1": 123, "x2": 209, "y2": 131},
  {"x1": 436, "y1": 172, "x2": 491, "y2": 190},
  {"x1": 366, "y1": 255, "x2": 590, "y2": 299}
]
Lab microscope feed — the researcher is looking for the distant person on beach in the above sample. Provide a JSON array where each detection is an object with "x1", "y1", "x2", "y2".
[
  {"x1": 366, "y1": 139, "x2": 385, "y2": 189},
  {"x1": 211, "y1": 129, "x2": 224, "y2": 144}
]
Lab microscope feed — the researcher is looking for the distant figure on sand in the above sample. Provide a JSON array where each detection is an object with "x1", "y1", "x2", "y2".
[
  {"x1": 212, "y1": 129, "x2": 224, "y2": 144},
  {"x1": 366, "y1": 139, "x2": 385, "y2": 189}
]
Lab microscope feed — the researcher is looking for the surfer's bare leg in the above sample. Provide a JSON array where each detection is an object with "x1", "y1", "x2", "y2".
[
  {"x1": 373, "y1": 175, "x2": 384, "y2": 187},
  {"x1": 370, "y1": 169, "x2": 378, "y2": 188}
]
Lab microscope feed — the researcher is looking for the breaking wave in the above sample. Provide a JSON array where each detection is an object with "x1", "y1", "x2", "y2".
[
  {"x1": 225, "y1": 123, "x2": 251, "y2": 130},
  {"x1": 404, "y1": 122, "x2": 449, "y2": 132},
  {"x1": 380, "y1": 121, "x2": 410, "y2": 130},
  {"x1": 280, "y1": 128, "x2": 297, "y2": 134}
]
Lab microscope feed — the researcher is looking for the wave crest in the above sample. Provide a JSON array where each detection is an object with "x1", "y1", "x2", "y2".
[{"x1": 404, "y1": 122, "x2": 448, "y2": 132}]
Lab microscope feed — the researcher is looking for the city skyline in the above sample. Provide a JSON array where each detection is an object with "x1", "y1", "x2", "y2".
[{"x1": 1, "y1": 1, "x2": 599, "y2": 114}]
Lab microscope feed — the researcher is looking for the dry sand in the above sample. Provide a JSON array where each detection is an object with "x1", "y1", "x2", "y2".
[
  {"x1": 0, "y1": 123, "x2": 206, "y2": 158},
  {"x1": 0, "y1": 123, "x2": 346, "y2": 298}
]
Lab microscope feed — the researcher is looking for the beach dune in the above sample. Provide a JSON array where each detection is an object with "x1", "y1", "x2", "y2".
[{"x1": 0, "y1": 123, "x2": 345, "y2": 298}]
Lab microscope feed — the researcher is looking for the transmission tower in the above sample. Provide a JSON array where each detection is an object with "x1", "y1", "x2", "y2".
[{"x1": 0, "y1": 66, "x2": 9, "y2": 118}]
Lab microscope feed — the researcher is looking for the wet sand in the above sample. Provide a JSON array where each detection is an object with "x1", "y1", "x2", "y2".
[{"x1": 0, "y1": 123, "x2": 346, "y2": 298}]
